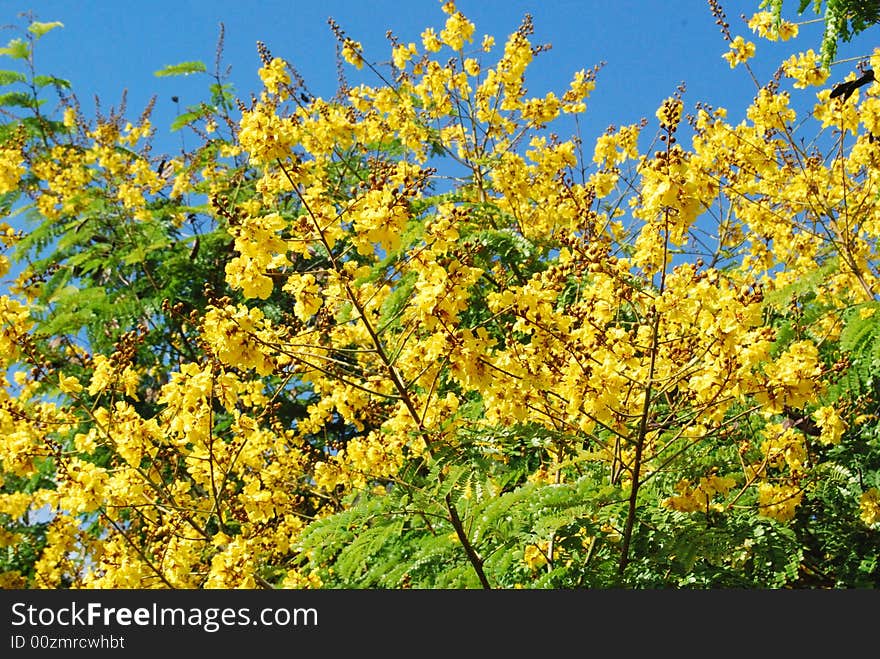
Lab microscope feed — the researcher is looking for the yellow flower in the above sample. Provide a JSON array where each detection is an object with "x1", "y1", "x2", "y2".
[
  {"x1": 238, "y1": 102, "x2": 297, "y2": 164},
  {"x1": 440, "y1": 8, "x2": 475, "y2": 51},
  {"x1": 341, "y1": 39, "x2": 364, "y2": 69},
  {"x1": 748, "y1": 11, "x2": 798, "y2": 41},
  {"x1": 662, "y1": 474, "x2": 736, "y2": 513},
  {"x1": 813, "y1": 405, "x2": 846, "y2": 445},
  {"x1": 58, "y1": 375, "x2": 83, "y2": 395},
  {"x1": 758, "y1": 482, "x2": 803, "y2": 522},
  {"x1": 392, "y1": 42, "x2": 418, "y2": 69},
  {"x1": 283, "y1": 272, "x2": 323, "y2": 321},
  {"x1": 0, "y1": 147, "x2": 24, "y2": 194},
  {"x1": 723, "y1": 36, "x2": 756, "y2": 69},
  {"x1": 258, "y1": 57, "x2": 290, "y2": 96},
  {"x1": 421, "y1": 27, "x2": 442, "y2": 52},
  {"x1": 778, "y1": 21, "x2": 798, "y2": 41},
  {"x1": 859, "y1": 488, "x2": 880, "y2": 526},
  {"x1": 782, "y1": 50, "x2": 829, "y2": 88},
  {"x1": 748, "y1": 11, "x2": 774, "y2": 38},
  {"x1": 655, "y1": 96, "x2": 683, "y2": 129},
  {"x1": 758, "y1": 341, "x2": 823, "y2": 413},
  {"x1": 562, "y1": 69, "x2": 596, "y2": 114},
  {"x1": 523, "y1": 543, "x2": 548, "y2": 570},
  {"x1": 87, "y1": 354, "x2": 115, "y2": 396},
  {"x1": 593, "y1": 123, "x2": 641, "y2": 167}
]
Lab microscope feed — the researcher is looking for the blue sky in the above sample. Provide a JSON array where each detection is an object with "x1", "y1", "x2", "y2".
[{"x1": 6, "y1": 0, "x2": 878, "y2": 162}]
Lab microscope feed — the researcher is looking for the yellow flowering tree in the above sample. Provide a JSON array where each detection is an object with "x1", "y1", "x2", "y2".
[{"x1": 1, "y1": 1, "x2": 878, "y2": 589}]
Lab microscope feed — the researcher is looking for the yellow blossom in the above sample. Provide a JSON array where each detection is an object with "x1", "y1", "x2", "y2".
[
  {"x1": 782, "y1": 50, "x2": 829, "y2": 88},
  {"x1": 421, "y1": 27, "x2": 442, "y2": 52},
  {"x1": 392, "y1": 42, "x2": 418, "y2": 69},
  {"x1": 813, "y1": 405, "x2": 846, "y2": 445},
  {"x1": 723, "y1": 36, "x2": 756, "y2": 68},
  {"x1": 523, "y1": 542, "x2": 549, "y2": 570},
  {"x1": 0, "y1": 147, "x2": 24, "y2": 194},
  {"x1": 58, "y1": 374, "x2": 83, "y2": 395},
  {"x1": 463, "y1": 57, "x2": 480, "y2": 77},
  {"x1": 860, "y1": 488, "x2": 880, "y2": 526},
  {"x1": 258, "y1": 57, "x2": 290, "y2": 96},
  {"x1": 440, "y1": 7, "x2": 475, "y2": 51},
  {"x1": 758, "y1": 482, "x2": 803, "y2": 522},
  {"x1": 748, "y1": 11, "x2": 798, "y2": 41},
  {"x1": 341, "y1": 39, "x2": 364, "y2": 69}
]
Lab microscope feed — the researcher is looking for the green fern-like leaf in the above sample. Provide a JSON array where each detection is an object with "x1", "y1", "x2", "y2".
[{"x1": 762, "y1": 257, "x2": 839, "y2": 311}]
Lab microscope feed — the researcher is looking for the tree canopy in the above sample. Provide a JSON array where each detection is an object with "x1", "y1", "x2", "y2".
[{"x1": 0, "y1": 1, "x2": 878, "y2": 589}]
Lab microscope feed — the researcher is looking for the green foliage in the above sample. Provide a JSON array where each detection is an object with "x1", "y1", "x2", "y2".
[
  {"x1": 33, "y1": 74, "x2": 71, "y2": 90},
  {"x1": 297, "y1": 448, "x2": 628, "y2": 588},
  {"x1": 0, "y1": 454, "x2": 57, "y2": 586},
  {"x1": 762, "y1": 0, "x2": 880, "y2": 65},
  {"x1": 27, "y1": 21, "x2": 64, "y2": 39},
  {"x1": 0, "y1": 38, "x2": 30, "y2": 60},
  {"x1": 839, "y1": 303, "x2": 880, "y2": 372},
  {"x1": 154, "y1": 60, "x2": 208, "y2": 77},
  {"x1": 0, "y1": 70, "x2": 27, "y2": 86},
  {"x1": 0, "y1": 91, "x2": 42, "y2": 110}
]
